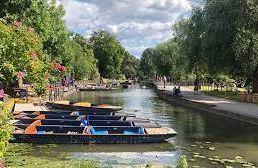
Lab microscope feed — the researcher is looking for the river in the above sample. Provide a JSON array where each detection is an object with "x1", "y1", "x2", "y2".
[{"x1": 8, "y1": 87, "x2": 258, "y2": 167}]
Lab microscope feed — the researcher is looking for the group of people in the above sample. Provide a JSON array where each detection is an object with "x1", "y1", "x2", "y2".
[{"x1": 172, "y1": 86, "x2": 181, "y2": 96}]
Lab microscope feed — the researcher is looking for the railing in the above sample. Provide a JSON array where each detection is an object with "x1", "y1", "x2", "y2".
[{"x1": 48, "y1": 85, "x2": 65, "y2": 102}]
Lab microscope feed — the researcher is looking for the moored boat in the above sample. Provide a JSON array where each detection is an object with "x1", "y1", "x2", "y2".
[
  {"x1": 13, "y1": 113, "x2": 135, "y2": 121},
  {"x1": 120, "y1": 81, "x2": 132, "y2": 89},
  {"x1": 13, "y1": 110, "x2": 135, "y2": 117},
  {"x1": 47, "y1": 101, "x2": 123, "y2": 112},
  {"x1": 78, "y1": 87, "x2": 116, "y2": 91},
  {"x1": 13, "y1": 117, "x2": 160, "y2": 128},
  {"x1": 12, "y1": 124, "x2": 176, "y2": 144}
]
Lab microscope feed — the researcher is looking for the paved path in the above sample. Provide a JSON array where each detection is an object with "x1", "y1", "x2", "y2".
[
  {"x1": 157, "y1": 84, "x2": 258, "y2": 119},
  {"x1": 15, "y1": 103, "x2": 48, "y2": 111}
]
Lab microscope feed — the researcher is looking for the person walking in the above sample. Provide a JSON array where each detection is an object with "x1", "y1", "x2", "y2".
[
  {"x1": 163, "y1": 76, "x2": 166, "y2": 88},
  {"x1": 0, "y1": 81, "x2": 4, "y2": 102},
  {"x1": 194, "y1": 78, "x2": 199, "y2": 94}
]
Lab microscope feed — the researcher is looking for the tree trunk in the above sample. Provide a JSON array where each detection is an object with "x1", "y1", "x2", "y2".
[{"x1": 252, "y1": 66, "x2": 258, "y2": 93}]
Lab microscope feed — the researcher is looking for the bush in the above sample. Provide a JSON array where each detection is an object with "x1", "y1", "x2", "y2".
[
  {"x1": 176, "y1": 155, "x2": 188, "y2": 168},
  {"x1": 0, "y1": 99, "x2": 14, "y2": 159}
]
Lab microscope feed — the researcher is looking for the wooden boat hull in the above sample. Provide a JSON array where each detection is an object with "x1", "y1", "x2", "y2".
[
  {"x1": 47, "y1": 103, "x2": 123, "y2": 112},
  {"x1": 14, "y1": 114, "x2": 135, "y2": 121},
  {"x1": 16, "y1": 110, "x2": 114, "y2": 116},
  {"x1": 11, "y1": 133, "x2": 175, "y2": 144}
]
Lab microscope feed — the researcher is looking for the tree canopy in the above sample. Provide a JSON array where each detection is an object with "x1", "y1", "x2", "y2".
[
  {"x1": 90, "y1": 30, "x2": 126, "y2": 78},
  {"x1": 140, "y1": 0, "x2": 258, "y2": 92}
]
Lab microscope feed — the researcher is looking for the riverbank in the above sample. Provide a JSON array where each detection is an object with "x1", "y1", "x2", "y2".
[{"x1": 153, "y1": 83, "x2": 258, "y2": 125}]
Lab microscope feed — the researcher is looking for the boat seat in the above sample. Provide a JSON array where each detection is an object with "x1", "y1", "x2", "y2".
[
  {"x1": 90, "y1": 127, "x2": 108, "y2": 135},
  {"x1": 123, "y1": 127, "x2": 145, "y2": 135},
  {"x1": 36, "y1": 131, "x2": 45, "y2": 134},
  {"x1": 123, "y1": 130, "x2": 138, "y2": 135}
]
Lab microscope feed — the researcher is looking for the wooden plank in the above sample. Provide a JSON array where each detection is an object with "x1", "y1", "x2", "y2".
[{"x1": 145, "y1": 127, "x2": 177, "y2": 135}]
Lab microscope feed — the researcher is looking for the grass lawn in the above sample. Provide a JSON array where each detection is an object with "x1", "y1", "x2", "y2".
[
  {"x1": 186, "y1": 86, "x2": 243, "y2": 102},
  {"x1": 202, "y1": 90, "x2": 242, "y2": 102}
]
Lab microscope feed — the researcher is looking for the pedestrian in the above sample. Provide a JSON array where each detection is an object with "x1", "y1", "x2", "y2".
[
  {"x1": 172, "y1": 86, "x2": 176, "y2": 94},
  {"x1": 194, "y1": 78, "x2": 199, "y2": 94},
  {"x1": 0, "y1": 81, "x2": 4, "y2": 102},
  {"x1": 61, "y1": 77, "x2": 66, "y2": 87},
  {"x1": 163, "y1": 76, "x2": 166, "y2": 88},
  {"x1": 178, "y1": 86, "x2": 181, "y2": 95}
]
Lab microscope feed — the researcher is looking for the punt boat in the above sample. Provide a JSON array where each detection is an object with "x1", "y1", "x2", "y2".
[
  {"x1": 120, "y1": 81, "x2": 132, "y2": 89},
  {"x1": 13, "y1": 113, "x2": 135, "y2": 121},
  {"x1": 47, "y1": 101, "x2": 123, "y2": 112},
  {"x1": 13, "y1": 110, "x2": 135, "y2": 117},
  {"x1": 13, "y1": 118, "x2": 160, "y2": 128},
  {"x1": 12, "y1": 122, "x2": 176, "y2": 144},
  {"x1": 78, "y1": 87, "x2": 116, "y2": 91}
]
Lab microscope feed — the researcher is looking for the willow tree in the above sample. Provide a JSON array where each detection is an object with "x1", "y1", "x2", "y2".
[
  {"x1": 140, "y1": 48, "x2": 156, "y2": 78},
  {"x1": 202, "y1": 0, "x2": 258, "y2": 92}
]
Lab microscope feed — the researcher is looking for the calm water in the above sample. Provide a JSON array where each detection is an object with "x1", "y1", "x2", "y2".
[{"x1": 11, "y1": 88, "x2": 258, "y2": 167}]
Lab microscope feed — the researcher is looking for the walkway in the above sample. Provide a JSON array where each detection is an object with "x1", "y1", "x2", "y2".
[
  {"x1": 14, "y1": 103, "x2": 48, "y2": 111},
  {"x1": 156, "y1": 84, "x2": 258, "y2": 122}
]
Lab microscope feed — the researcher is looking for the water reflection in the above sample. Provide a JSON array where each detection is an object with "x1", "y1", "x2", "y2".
[{"x1": 67, "y1": 88, "x2": 258, "y2": 166}]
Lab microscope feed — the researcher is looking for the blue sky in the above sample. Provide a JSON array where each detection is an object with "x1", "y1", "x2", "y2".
[{"x1": 57, "y1": 0, "x2": 194, "y2": 58}]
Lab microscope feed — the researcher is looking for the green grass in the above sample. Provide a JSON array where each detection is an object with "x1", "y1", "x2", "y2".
[
  {"x1": 3, "y1": 144, "x2": 102, "y2": 168},
  {"x1": 4, "y1": 156, "x2": 101, "y2": 168},
  {"x1": 202, "y1": 90, "x2": 242, "y2": 102}
]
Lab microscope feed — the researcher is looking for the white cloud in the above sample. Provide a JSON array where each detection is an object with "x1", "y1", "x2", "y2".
[{"x1": 58, "y1": 0, "x2": 192, "y2": 57}]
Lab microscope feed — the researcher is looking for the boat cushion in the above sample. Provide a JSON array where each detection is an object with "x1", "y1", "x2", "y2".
[
  {"x1": 93, "y1": 130, "x2": 108, "y2": 135},
  {"x1": 123, "y1": 130, "x2": 138, "y2": 135},
  {"x1": 73, "y1": 102, "x2": 91, "y2": 107},
  {"x1": 25, "y1": 120, "x2": 42, "y2": 134},
  {"x1": 138, "y1": 127, "x2": 145, "y2": 134},
  {"x1": 36, "y1": 131, "x2": 45, "y2": 134},
  {"x1": 90, "y1": 127, "x2": 108, "y2": 135}
]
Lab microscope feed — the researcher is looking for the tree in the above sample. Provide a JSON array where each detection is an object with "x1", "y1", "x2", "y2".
[
  {"x1": 0, "y1": 21, "x2": 47, "y2": 95},
  {"x1": 122, "y1": 51, "x2": 140, "y2": 79},
  {"x1": 140, "y1": 48, "x2": 156, "y2": 78},
  {"x1": 71, "y1": 34, "x2": 99, "y2": 79},
  {"x1": 0, "y1": 0, "x2": 73, "y2": 68},
  {"x1": 202, "y1": 0, "x2": 258, "y2": 92},
  {"x1": 90, "y1": 30, "x2": 126, "y2": 78},
  {"x1": 174, "y1": 9, "x2": 207, "y2": 79}
]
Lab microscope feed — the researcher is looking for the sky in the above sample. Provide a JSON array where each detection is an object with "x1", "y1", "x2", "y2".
[{"x1": 57, "y1": 0, "x2": 195, "y2": 58}]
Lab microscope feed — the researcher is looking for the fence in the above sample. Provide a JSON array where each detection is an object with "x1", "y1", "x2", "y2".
[{"x1": 240, "y1": 94, "x2": 258, "y2": 104}]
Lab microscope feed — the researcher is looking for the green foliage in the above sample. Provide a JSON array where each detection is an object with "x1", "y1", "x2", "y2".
[
  {"x1": 142, "y1": 0, "x2": 258, "y2": 93},
  {"x1": 0, "y1": 21, "x2": 47, "y2": 95},
  {"x1": 140, "y1": 39, "x2": 187, "y2": 79},
  {"x1": 90, "y1": 30, "x2": 126, "y2": 78},
  {"x1": 0, "y1": 0, "x2": 69, "y2": 64},
  {"x1": 140, "y1": 48, "x2": 156, "y2": 78},
  {"x1": 145, "y1": 162, "x2": 153, "y2": 168},
  {"x1": 176, "y1": 155, "x2": 188, "y2": 168},
  {"x1": 71, "y1": 34, "x2": 99, "y2": 80},
  {"x1": 122, "y1": 51, "x2": 140, "y2": 79},
  {"x1": 0, "y1": 99, "x2": 14, "y2": 159}
]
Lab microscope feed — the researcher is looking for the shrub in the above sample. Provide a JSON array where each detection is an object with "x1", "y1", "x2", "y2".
[{"x1": 0, "y1": 99, "x2": 14, "y2": 159}]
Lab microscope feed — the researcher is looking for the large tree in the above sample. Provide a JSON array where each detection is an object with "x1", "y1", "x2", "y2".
[
  {"x1": 122, "y1": 51, "x2": 140, "y2": 79},
  {"x1": 71, "y1": 34, "x2": 99, "y2": 79},
  {"x1": 140, "y1": 48, "x2": 156, "y2": 78},
  {"x1": 202, "y1": 0, "x2": 258, "y2": 92},
  {"x1": 0, "y1": 0, "x2": 72, "y2": 66},
  {"x1": 90, "y1": 30, "x2": 126, "y2": 78}
]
